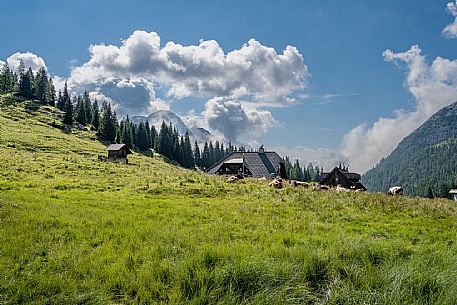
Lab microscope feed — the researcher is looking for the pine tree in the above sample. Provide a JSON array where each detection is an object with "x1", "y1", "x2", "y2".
[
  {"x1": 99, "y1": 102, "x2": 117, "y2": 142},
  {"x1": 157, "y1": 121, "x2": 172, "y2": 158},
  {"x1": 193, "y1": 140, "x2": 201, "y2": 168},
  {"x1": 91, "y1": 99, "x2": 100, "y2": 130},
  {"x1": 17, "y1": 60, "x2": 25, "y2": 82},
  {"x1": 58, "y1": 82, "x2": 70, "y2": 110},
  {"x1": 49, "y1": 77, "x2": 56, "y2": 106},
  {"x1": 83, "y1": 91, "x2": 92, "y2": 124},
  {"x1": 150, "y1": 125, "x2": 157, "y2": 149},
  {"x1": 34, "y1": 67, "x2": 49, "y2": 104},
  {"x1": 0, "y1": 63, "x2": 15, "y2": 93},
  {"x1": 144, "y1": 121, "x2": 152, "y2": 149},
  {"x1": 74, "y1": 95, "x2": 87, "y2": 125},
  {"x1": 184, "y1": 132, "x2": 194, "y2": 168},
  {"x1": 19, "y1": 67, "x2": 34, "y2": 99},
  {"x1": 137, "y1": 122, "x2": 149, "y2": 151},
  {"x1": 209, "y1": 141, "x2": 215, "y2": 166},
  {"x1": 202, "y1": 142, "x2": 210, "y2": 169},
  {"x1": 63, "y1": 95, "x2": 74, "y2": 125}
]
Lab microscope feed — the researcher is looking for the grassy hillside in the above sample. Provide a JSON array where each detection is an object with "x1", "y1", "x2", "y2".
[{"x1": 1, "y1": 95, "x2": 457, "y2": 304}]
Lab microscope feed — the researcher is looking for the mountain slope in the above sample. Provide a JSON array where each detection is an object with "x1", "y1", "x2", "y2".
[{"x1": 362, "y1": 101, "x2": 457, "y2": 196}]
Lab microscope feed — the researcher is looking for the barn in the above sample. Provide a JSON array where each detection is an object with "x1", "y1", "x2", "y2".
[
  {"x1": 320, "y1": 164, "x2": 366, "y2": 190},
  {"x1": 206, "y1": 146, "x2": 287, "y2": 179}
]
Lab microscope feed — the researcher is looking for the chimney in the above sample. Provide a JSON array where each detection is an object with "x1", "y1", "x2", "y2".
[{"x1": 258, "y1": 145, "x2": 265, "y2": 154}]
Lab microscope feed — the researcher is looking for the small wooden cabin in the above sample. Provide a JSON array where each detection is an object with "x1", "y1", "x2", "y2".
[
  {"x1": 449, "y1": 189, "x2": 457, "y2": 201},
  {"x1": 105, "y1": 144, "x2": 132, "y2": 163}
]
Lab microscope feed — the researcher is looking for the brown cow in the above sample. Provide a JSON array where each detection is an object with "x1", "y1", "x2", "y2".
[
  {"x1": 269, "y1": 178, "x2": 283, "y2": 189},
  {"x1": 227, "y1": 176, "x2": 239, "y2": 183},
  {"x1": 290, "y1": 180, "x2": 310, "y2": 188}
]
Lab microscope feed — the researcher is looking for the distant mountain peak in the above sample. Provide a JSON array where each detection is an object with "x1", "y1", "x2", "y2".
[{"x1": 131, "y1": 110, "x2": 212, "y2": 143}]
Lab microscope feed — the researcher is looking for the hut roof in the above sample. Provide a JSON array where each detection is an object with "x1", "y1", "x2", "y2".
[
  {"x1": 207, "y1": 151, "x2": 284, "y2": 178},
  {"x1": 105, "y1": 144, "x2": 132, "y2": 154}
]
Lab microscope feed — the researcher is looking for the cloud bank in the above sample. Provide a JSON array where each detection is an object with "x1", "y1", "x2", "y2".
[
  {"x1": 443, "y1": 1, "x2": 457, "y2": 38},
  {"x1": 65, "y1": 30, "x2": 308, "y2": 142},
  {"x1": 341, "y1": 45, "x2": 457, "y2": 173}
]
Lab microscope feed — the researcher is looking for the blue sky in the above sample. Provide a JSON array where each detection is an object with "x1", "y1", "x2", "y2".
[{"x1": 2, "y1": 0, "x2": 457, "y2": 172}]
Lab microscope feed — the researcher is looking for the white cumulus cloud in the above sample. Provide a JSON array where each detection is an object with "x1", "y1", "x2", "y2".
[
  {"x1": 443, "y1": 1, "x2": 457, "y2": 38},
  {"x1": 341, "y1": 45, "x2": 457, "y2": 173},
  {"x1": 201, "y1": 96, "x2": 278, "y2": 143},
  {"x1": 66, "y1": 30, "x2": 308, "y2": 140},
  {"x1": 6, "y1": 52, "x2": 47, "y2": 73}
]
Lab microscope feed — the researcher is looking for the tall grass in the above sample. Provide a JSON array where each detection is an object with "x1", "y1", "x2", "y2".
[{"x1": 1, "y1": 94, "x2": 457, "y2": 304}]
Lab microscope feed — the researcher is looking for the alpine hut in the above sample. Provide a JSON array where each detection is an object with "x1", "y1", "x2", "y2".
[
  {"x1": 104, "y1": 144, "x2": 132, "y2": 164},
  {"x1": 206, "y1": 146, "x2": 287, "y2": 179},
  {"x1": 320, "y1": 164, "x2": 366, "y2": 191}
]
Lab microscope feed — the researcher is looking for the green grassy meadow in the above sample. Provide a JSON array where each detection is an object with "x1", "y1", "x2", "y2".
[{"x1": 1, "y1": 94, "x2": 457, "y2": 304}]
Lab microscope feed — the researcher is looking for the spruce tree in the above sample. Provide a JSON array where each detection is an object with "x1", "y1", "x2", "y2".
[
  {"x1": 208, "y1": 141, "x2": 215, "y2": 166},
  {"x1": 157, "y1": 121, "x2": 172, "y2": 158},
  {"x1": 150, "y1": 125, "x2": 157, "y2": 149},
  {"x1": 184, "y1": 132, "x2": 194, "y2": 168},
  {"x1": 99, "y1": 102, "x2": 117, "y2": 142},
  {"x1": 202, "y1": 142, "x2": 210, "y2": 169},
  {"x1": 63, "y1": 95, "x2": 74, "y2": 125},
  {"x1": 0, "y1": 63, "x2": 15, "y2": 93},
  {"x1": 193, "y1": 140, "x2": 201, "y2": 168},
  {"x1": 49, "y1": 77, "x2": 56, "y2": 106},
  {"x1": 34, "y1": 67, "x2": 50, "y2": 104},
  {"x1": 91, "y1": 99, "x2": 100, "y2": 130},
  {"x1": 19, "y1": 67, "x2": 34, "y2": 99},
  {"x1": 137, "y1": 122, "x2": 149, "y2": 151},
  {"x1": 75, "y1": 95, "x2": 87, "y2": 125},
  {"x1": 83, "y1": 91, "x2": 92, "y2": 124}
]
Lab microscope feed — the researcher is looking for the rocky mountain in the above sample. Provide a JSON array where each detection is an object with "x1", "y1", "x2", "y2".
[
  {"x1": 362, "y1": 101, "x2": 457, "y2": 197},
  {"x1": 131, "y1": 110, "x2": 212, "y2": 143}
]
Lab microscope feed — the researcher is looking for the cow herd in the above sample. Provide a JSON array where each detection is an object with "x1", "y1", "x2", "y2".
[{"x1": 226, "y1": 175, "x2": 404, "y2": 195}]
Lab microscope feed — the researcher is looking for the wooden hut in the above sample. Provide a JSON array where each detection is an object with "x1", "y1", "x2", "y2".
[
  {"x1": 320, "y1": 164, "x2": 366, "y2": 190},
  {"x1": 104, "y1": 144, "x2": 132, "y2": 164},
  {"x1": 206, "y1": 146, "x2": 287, "y2": 179},
  {"x1": 449, "y1": 189, "x2": 457, "y2": 201}
]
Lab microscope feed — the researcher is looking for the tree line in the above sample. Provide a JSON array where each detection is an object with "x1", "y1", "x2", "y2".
[
  {"x1": 284, "y1": 157, "x2": 323, "y2": 182},
  {"x1": 0, "y1": 60, "x2": 56, "y2": 105}
]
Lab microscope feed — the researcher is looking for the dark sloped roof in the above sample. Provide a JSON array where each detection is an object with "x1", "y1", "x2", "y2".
[
  {"x1": 321, "y1": 167, "x2": 366, "y2": 190},
  {"x1": 105, "y1": 144, "x2": 132, "y2": 154},
  {"x1": 207, "y1": 151, "x2": 284, "y2": 177}
]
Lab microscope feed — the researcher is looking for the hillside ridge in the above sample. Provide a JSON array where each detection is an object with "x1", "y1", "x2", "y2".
[{"x1": 362, "y1": 100, "x2": 457, "y2": 196}]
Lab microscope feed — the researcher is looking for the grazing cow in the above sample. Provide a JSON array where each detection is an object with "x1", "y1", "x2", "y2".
[
  {"x1": 227, "y1": 176, "x2": 239, "y2": 183},
  {"x1": 290, "y1": 180, "x2": 310, "y2": 188},
  {"x1": 258, "y1": 177, "x2": 267, "y2": 181},
  {"x1": 269, "y1": 178, "x2": 283, "y2": 189},
  {"x1": 336, "y1": 185, "x2": 350, "y2": 193},
  {"x1": 387, "y1": 186, "x2": 403, "y2": 195},
  {"x1": 234, "y1": 173, "x2": 245, "y2": 179},
  {"x1": 313, "y1": 184, "x2": 330, "y2": 191}
]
